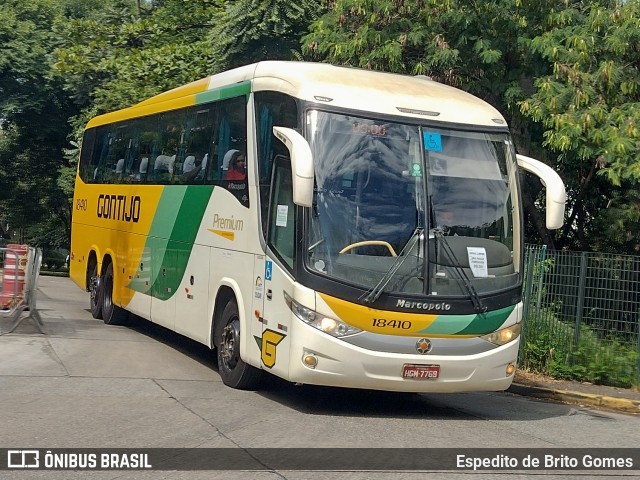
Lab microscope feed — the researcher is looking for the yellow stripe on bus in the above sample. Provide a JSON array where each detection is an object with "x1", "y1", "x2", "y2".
[
  {"x1": 73, "y1": 182, "x2": 165, "y2": 305},
  {"x1": 208, "y1": 229, "x2": 235, "y2": 241},
  {"x1": 318, "y1": 293, "x2": 440, "y2": 337}
]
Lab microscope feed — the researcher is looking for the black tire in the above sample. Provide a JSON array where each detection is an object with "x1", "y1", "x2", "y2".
[
  {"x1": 101, "y1": 262, "x2": 128, "y2": 325},
  {"x1": 215, "y1": 299, "x2": 262, "y2": 389},
  {"x1": 89, "y1": 263, "x2": 102, "y2": 319}
]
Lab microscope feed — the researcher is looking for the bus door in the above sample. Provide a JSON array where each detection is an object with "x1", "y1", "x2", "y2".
[{"x1": 255, "y1": 156, "x2": 296, "y2": 378}]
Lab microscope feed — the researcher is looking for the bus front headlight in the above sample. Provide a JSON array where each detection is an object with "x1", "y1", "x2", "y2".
[
  {"x1": 284, "y1": 292, "x2": 361, "y2": 337},
  {"x1": 481, "y1": 323, "x2": 522, "y2": 346}
]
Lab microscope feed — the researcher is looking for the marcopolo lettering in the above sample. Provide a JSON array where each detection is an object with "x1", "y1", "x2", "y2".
[
  {"x1": 97, "y1": 194, "x2": 141, "y2": 222},
  {"x1": 396, "y1": 299, "x2": 451, "y2": 311}
]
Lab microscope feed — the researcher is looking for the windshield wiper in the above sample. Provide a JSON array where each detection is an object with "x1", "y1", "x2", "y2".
[
  {"x1": 360, "y1": 228, "x2": 423, "y2": 304},
  {"x1": 432, "y1": 228, "x2": 487, "y2": 314}
]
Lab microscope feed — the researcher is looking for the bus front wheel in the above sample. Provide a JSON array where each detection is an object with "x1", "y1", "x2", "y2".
[
  {"x1": 215, "y1": 299, "x2": 262, "y2": 389},
  {"x1": 89, "y1": 263, "x2": 102, "y2": 319},
  {"x1": 101, "y1": 263, "x2": 128, "y2": 325}
]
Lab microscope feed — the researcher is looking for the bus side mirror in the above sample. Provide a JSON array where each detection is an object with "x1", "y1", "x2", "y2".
[
  {"x1": 516, "y1": 154, "x2": 566, "y2": 230},
  {"x1": 273, "y1": 126, "x2": 314, "y2": 208}
]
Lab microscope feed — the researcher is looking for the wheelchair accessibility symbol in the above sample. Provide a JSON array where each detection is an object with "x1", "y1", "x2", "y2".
[
  {"x1": 265, "y1": 261, "x2": 272, "y2": 281},
  {"x1": 423, "y1": 131, "x2": 442, "y2": 152}
]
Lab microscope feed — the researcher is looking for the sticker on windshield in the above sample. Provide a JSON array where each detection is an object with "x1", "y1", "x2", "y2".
[
  {"x1": 423, "y1": 132, "x2": 442, "y2": 152},
  {"x1": 410, "y1": 163, "x2": 422, "y2": 177},
  {"x1": 467, "y1": 247, "x2": 488, "y2": 278}
]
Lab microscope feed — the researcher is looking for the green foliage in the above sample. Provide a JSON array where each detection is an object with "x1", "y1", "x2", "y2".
[
  {"x1": 519, "y1": 0, "x2": 640, "y2": 251},
  {"x1": 304, "y1": 1, "x2": 524, "y2": 92},
  {"x1": 54, "y1": 0, "x2": 225, "y2": 114},
  {"x1": 0, "y1": 0, "x2": 79, "y2": 243},
  {"x1": 522, "y1": 305, "x2": 639, "y2": 388},
  {"x1": 213, "y1": 0, "x2": 323, "y2": 68},
  {"x1": 42, "y1": 248, "x2": 67, "y2": 271}
]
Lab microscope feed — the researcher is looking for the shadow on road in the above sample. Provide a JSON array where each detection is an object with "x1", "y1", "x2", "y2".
[{"x1": 119, "y1": 313, "x2": 574, "y2": 421}]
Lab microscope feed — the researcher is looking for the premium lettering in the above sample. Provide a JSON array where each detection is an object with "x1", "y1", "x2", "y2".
[
  {"x1": 212, "y1": 214, "x2": 243, "y2": 231},
  {"x1": 97, "y1": 194, "x2": 141, "y2": 222}
]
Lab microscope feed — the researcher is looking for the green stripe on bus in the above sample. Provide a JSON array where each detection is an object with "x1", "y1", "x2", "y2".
[
  {"x1": 147, "y1": 187, "x2": 188, "y2": 288},
  {"x1": 128, "y1": 186, "x2": 214, "y2": 299},
  {"x1": 195, "y1": 82, "x2": 251, "y2": 105},
  {"x1": 457, "y1": 305, "x2": 515, "y2": 335},
  {"x1": 149, "y1": 185, "x2": 214, "y2": 300},
  {"x1": 416, "y1": 305, "x2": 515, "y2": 335},
  {"x1": 170, "y1": 186, "x2": 214, "y2": 242},
  {"x1": 417, "y1": 314, "x2": 476, "y2": 335}
]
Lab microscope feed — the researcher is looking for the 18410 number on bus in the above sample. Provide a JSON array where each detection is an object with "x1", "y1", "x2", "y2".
[{"x1": 372, "y1": 318, "x2": 412, "y2": 330}]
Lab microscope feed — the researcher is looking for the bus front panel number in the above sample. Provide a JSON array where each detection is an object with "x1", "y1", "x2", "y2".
[{"x1": 372, "y1": 318, "x2": 411, "y2": 330}]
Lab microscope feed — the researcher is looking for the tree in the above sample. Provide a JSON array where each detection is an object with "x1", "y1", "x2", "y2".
[
  {"x1": 0, "y1": 0, "x2": 80, "y2": 247},
  {"x1": 54, "y1": 0, "x2": 225, "y2": 118},
  {"x1": 519, "y1": 0, "x2": 640, "y2": 252},
  {"x1": 211, "y1": 0, "x2": 322, "y2": 69}
]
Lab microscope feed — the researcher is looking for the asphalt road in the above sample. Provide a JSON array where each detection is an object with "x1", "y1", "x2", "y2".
[{"x1": 0, "y1": 276, "x2": 638, "y2": 479}]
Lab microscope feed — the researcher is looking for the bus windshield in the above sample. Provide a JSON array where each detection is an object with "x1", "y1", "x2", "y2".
[{"x1": 305, "y1": 110, "x2": 520, "y2": 298}]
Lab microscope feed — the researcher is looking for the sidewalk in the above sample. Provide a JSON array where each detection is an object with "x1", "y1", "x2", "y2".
[
  {"x1": 3, "y1": 275, "x2": 640, "y2": 415},
  {"x1": 509, "y1": 370, "x2": 640, "y2": 415}
]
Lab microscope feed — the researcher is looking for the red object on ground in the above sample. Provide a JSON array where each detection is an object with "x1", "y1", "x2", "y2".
[{"x1": 0, "y1": 244, "x2": 28, "y2": 309}]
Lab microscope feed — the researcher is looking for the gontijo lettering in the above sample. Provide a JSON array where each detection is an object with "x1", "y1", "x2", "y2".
[{"x1": 97, "y1": 194, "x2": 141, "y2": 222}]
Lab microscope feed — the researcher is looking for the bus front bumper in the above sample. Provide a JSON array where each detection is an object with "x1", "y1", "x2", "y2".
[{"x1": 288, "y1": 325, "x2": 520, "y2": 393}]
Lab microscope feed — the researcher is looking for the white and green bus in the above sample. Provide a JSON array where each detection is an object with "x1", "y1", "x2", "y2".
[{"x1": 70, "y1": 61, "x2": 565, "y2": 392}]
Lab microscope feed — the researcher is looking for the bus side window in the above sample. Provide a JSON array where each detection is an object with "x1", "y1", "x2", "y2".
[
  {"x1": 129, "y1": 156, "x2": 149, "y2": 182},
  {"x1": 212, "y1": 96, "x2": 248, "y2": 205},
  {"x1": 255, "y1": 91, "x2": 299, "y2": 236},
  {"x1": 268, "y1": 156, "x2": 295, "y2": 269},
  {"x1": 90, "y1": 127, "x2": 112, "y2": 183},
  {"x1": 137, "y1": 116, "x2": 159, "y2": 184},
  {"x1": 121, "y1": 120, "x2": 140, "y2": 183},
  {"x1": 79, "y1": 127, "x2": 97, "y2": 183},
  {"x1": 101, "y1": 124, "x2": 129, "y2": 184},
  {"x1": 181, "y1": 105, "x2": 215, "y2": 184}
]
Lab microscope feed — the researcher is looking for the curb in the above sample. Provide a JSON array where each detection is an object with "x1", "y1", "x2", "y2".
[{"x1": 508, "y1": 383, "x2": 640, "y2": 414}]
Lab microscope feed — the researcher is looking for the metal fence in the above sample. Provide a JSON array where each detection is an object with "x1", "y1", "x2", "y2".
[{"x1": 521, "y1": 245, "x2": 640, "y2": 388}]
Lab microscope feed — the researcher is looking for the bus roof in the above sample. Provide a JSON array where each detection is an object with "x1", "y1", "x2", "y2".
[{"x1": 86, "y1": 61, "x2": 507, "y2": 129}]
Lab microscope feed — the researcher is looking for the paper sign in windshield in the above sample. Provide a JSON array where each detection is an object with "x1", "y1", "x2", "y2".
[
  {"x1": 467, "y1": 247, "x2": 488, "y2": 278},
  {"x1": 276, "y1": 205, "x2": 288, "y2": 227}
]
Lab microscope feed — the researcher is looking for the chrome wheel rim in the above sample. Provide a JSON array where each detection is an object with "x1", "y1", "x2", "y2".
[{"x1": 220, "y1": 317, "x2": 240, "y2": 371}]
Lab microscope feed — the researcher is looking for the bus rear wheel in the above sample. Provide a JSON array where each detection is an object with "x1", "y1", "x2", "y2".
[
  {"x1": 89, "y1": 263, "x2": 102, "y2": 319},
  {"x1": 215, "y1": 299, "x2": 262, "y2": 389},
  {"x1": 101, "y1": 262, "x2": 128, "y2": 325}
]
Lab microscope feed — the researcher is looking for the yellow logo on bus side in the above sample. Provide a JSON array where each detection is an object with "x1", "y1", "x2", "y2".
[
  {"x1": 208, "y1": 229, "x2": 235, "y2": 240},
  {"x1": 208, "y1": 213, "x2": 244, "y2": 241},
  {"x1": 254, "y1": 330, "x2": 286, "y2": 368}
]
